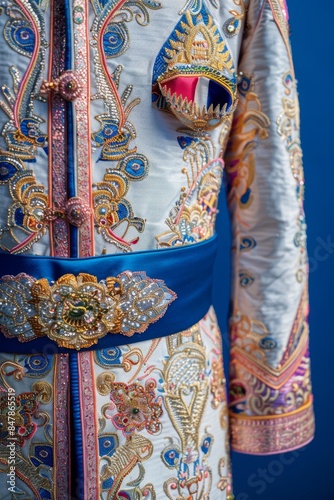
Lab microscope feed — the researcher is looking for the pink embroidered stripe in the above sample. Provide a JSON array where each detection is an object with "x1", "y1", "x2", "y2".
[
  {"x1": 54, "y1": 354, "x2": 71, "y2": 498},
  {"x1": 230, "y1": 398, "x2": 315, "y2": 455},
  {"x1": 78, "y1": 351, "x2": 100, "y2": 497},
  {"x1": 73, "y1": 0, "x2": 95, "y2": 257}
]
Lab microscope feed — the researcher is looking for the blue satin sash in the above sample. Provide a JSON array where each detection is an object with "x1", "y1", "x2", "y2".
[{"x1": 0, "y1": 236, "x2": 218, "y2": 353}]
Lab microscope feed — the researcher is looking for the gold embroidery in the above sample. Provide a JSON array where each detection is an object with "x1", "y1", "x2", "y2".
[
  {"x1": 225, "y1": 78, "x2": 270, "y2": 210},
  {"x1": 31, "y1": 380, "x2": 53, "y2": 404},
  {"x1": 156, "y1": 136, "x2": 223, "y2": 247},
  {"x1": 277, "y1": 70, "x2": 306, "y2": 281},
  {"x1": 161, "y1": 327, "x2": 214, "y2": 497},
  {"x1": 224, "y1": 0, "x2": 246, "y2": 38},
  {"x1": 153, "y1": 6, "x2": 237, "y2": 131},
  {"x1": 101, "y1": 435, "x2": 153, "y2": 497}
]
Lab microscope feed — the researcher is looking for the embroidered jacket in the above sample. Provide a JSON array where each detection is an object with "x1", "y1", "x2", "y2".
[{"x1": 0, "y1": 0, "x2": 313, "y2": 459}]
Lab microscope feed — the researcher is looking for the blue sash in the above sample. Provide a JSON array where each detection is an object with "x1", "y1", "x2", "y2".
[{"x1": 0, "y1": 236, "x2": 218, "y2": 353}]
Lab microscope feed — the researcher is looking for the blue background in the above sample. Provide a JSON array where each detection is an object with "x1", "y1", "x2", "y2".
[{"x1": 213, "y1": 1, "x2": 334, "y2": 498}]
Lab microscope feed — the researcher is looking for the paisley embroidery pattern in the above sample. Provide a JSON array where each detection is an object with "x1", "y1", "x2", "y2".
[
  {"x1": 240, "y1": 236, "x2": 257, "y2": 252},
  {"x1": 0, "y1": 353, "x2": 61, "y2": 499},
  {"x1": 0, "y1": 1, "x2": 50, "y2": 254},
  {"x1": 93, "y1": 156, "x2": 148, "y2": 252},
  {"x1": 225, "y1": 72, "x2": 270, "y2": 211},
  {"x1": 152, "y1": 2, "x2": 237, "y2": 132},
  {"x1": 0, "y1": 152, "x2": 49, "y2": 254},
  {"x1": 0, "y1": 271, "x2": 176, "y2": 349},
  {"x1": 92, "y1": 312, "x2": 231, "y2": 498},
  {"x1": 4, "y1": 18, "x2": 35, "y2": 57},
  {"x1": 156, "y1": 136, "x2": 223, "y2": 247},
  {"x1": 90, "y1": 0, "x2": 161, "y2": 252},
  {"x1": 223, "y1": 0, "x2": 246, "y2": 38},
  {"x1": 161, "y1": 324, "x2": 227, "y2": 498},
  {"x1": 238, "y1": 269, "x2": 254, "y2": 288}
]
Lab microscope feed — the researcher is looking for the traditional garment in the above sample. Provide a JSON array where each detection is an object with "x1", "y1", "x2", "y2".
[{"x1": 0, "y1": 0, "x2": 314, "y2": 498}]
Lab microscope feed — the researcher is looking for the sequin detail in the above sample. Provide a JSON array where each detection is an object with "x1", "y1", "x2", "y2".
[
  {"x1": 48, "y1": 0, "x2": 70, "y2": 257},
  {"x1": 73, "y1": 0, "x2": 95, "y2": 257}
]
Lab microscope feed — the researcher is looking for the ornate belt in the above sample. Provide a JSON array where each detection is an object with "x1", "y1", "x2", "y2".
[{"x1": 0, "y1": 236, "x2": 218, "y2": 353}]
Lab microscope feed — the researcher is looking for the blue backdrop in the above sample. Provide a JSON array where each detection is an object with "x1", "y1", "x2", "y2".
[{"x1": 213, "y1": 2, "x2": 334, "y2": 498}]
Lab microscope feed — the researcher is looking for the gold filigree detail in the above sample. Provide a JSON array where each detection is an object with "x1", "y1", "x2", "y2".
[
  {"x1": 164, "y1": 11, "x2": 233, "y2": 72},
  {"x1": 101, "y1": 435, "x2": 153, "y2": 493},
  {"x1": 164, "y1": 346, "x2": 209, "y2": 449},
  {"x1": 31, "y1": 380, "x2": 53, "y2": 404},
  {"x1": 211, "y1": 356, "x2": 227, "y2": 410},
  {"x1": 96, "y1": 372, "x2": 116, "y2": 396}
]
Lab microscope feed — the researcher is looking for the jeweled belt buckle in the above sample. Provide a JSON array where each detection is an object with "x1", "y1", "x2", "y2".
[{"x1": 0, "y1": 272, "x2": 176, "y2": 350}]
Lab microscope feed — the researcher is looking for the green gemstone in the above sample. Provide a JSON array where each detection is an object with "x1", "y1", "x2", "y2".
[{"x1": 69, "y1": 307, "x2": 85, "y2": 318}]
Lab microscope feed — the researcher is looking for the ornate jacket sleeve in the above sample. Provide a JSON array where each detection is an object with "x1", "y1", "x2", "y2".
[{"x1": 224, "y1": 0, "x2": 315, "y2": 455}]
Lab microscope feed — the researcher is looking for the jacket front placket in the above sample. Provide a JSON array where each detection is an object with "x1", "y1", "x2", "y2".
[{"x1": 48, "y1": 0, "x2": 94, "y2": 258}]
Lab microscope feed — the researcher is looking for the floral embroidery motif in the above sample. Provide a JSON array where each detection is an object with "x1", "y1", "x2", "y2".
[
  {"x1": 0, "y1": 271, "x2": 176, "y2": 349},
  {"x1": 152, "y1": 3, "x2": 237, "y2": 131},
  {"x1": 108, "y1": 379, "x2": 163, "y2": 436},
  {"x1": 156, "y1": 136, "x2": 224, "y2": 247},
  {"x1": 94, "y1": 314, "x2": 230, "y2": 498}
]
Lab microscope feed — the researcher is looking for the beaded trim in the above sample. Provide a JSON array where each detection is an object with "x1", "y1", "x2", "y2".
[{"x1": 230, "y1": 398, "x2": 314, "y2": 455}]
